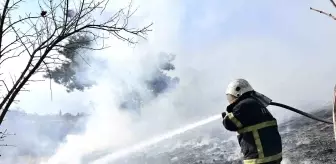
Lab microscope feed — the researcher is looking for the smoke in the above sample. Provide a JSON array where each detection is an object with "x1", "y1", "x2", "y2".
[{"x1": 1, "y1": 0, "x2": 336, "y2": 163}]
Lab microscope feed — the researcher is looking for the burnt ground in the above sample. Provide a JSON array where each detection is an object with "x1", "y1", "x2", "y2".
[
  {"x1": 110, "y1": 108, "x2": 336, "y2": 164},
  {"x1": 280, "y1": 109, "x2": 336, "y2": 164}
]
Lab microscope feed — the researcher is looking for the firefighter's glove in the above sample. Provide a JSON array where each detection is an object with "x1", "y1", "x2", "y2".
[{"x1": 221, "y1": 112, "x2": 227, "y2": 118}]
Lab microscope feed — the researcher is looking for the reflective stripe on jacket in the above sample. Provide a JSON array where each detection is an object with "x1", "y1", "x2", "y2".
[{"x1": 223, "y1": 91, "x2": 282, "y2": 164}]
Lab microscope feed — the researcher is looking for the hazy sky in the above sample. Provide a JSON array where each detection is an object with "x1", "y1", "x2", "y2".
[{"x1": 11, "y1": 0, "x2": 336, "y2": 116}]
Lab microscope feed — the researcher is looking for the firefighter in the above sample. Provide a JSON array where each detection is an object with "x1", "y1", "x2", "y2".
[{"x1": 222, "y1": 79, "x2": 282, "y2": 164}]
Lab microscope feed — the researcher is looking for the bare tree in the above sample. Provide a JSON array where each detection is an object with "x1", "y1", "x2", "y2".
[
  {"x1": 310, "y1": 0, "x2": 336, "y2": 20},
  {"x1": 0, "y1": 0, "x2": 152, "y2": 125}
]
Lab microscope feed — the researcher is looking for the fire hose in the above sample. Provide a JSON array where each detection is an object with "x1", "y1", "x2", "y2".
[
  {"x1": 239, "y1": 91, "x2": 334, "y2": 124},
  {"x1": 270, "y1": 102, "x2": 333, "y2": 124}
]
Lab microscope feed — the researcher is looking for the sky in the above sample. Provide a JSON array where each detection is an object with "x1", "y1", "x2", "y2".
[
  {"x1": 1, "y1": 0, "x2": 336, "y2": 163},
  {"x1": 6, "y1": 0, "x2": 336, "y2": 115}
]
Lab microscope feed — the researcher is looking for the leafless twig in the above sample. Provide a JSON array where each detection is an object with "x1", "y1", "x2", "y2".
[
  {"x1": 0, "y1": 0, "x2": 152, "y2": 125},
  {"x1": 310, "y1": 7, "x2": 336, "y2": 20}
]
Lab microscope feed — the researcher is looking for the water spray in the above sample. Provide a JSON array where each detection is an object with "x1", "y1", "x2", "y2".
[
  {"x1": 93, "y1": 91, "x2": 333, "y2": 163},
  {"x1": 92, "y1": 114, "x2": 222, "y2": 163}
]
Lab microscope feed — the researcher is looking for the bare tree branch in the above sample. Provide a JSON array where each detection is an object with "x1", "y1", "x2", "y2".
[
  {"x1": 0, "y1": 129, "x2": 16, "y2": 150},
  {"x1": 310, "y1": 7, "x2": 336, "y2": 20},
  {"x1": 330, "y1": 0, "x2": 336, "y2": 8},
  {"x1": 42, "y1": 60, "x2": 53, "y2": 100},
  {"x1": 0, "y1": 0, "x2": 11, "y2": 52},
  {"x1": 0, "y1": 0, "x2": 152, "y2": 125}
]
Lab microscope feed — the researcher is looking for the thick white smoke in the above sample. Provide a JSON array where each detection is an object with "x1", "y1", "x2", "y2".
[{"x1": 1, "y1": 0, "x2": 336, "y2": 163}]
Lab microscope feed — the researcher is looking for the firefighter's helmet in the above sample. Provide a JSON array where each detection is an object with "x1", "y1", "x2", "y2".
[{"x1": 226, "y1": 79, "x2": 254, "y2": 98}]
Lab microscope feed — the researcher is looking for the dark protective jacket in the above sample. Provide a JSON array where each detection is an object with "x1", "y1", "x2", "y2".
[{"x1": 223, "y1": 91, "x2": 282, "y2": 164}]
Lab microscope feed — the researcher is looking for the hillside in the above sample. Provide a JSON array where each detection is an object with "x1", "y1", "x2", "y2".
[
  {"x1": 108, "y1": 108, "x2": 336, "y2": 164},
  {"x1": 0, "y1": 108, "x2": 335, "y2": 164},
  {"x1": 0, "y1": 110, "x2": 87, "y2": 162}
]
